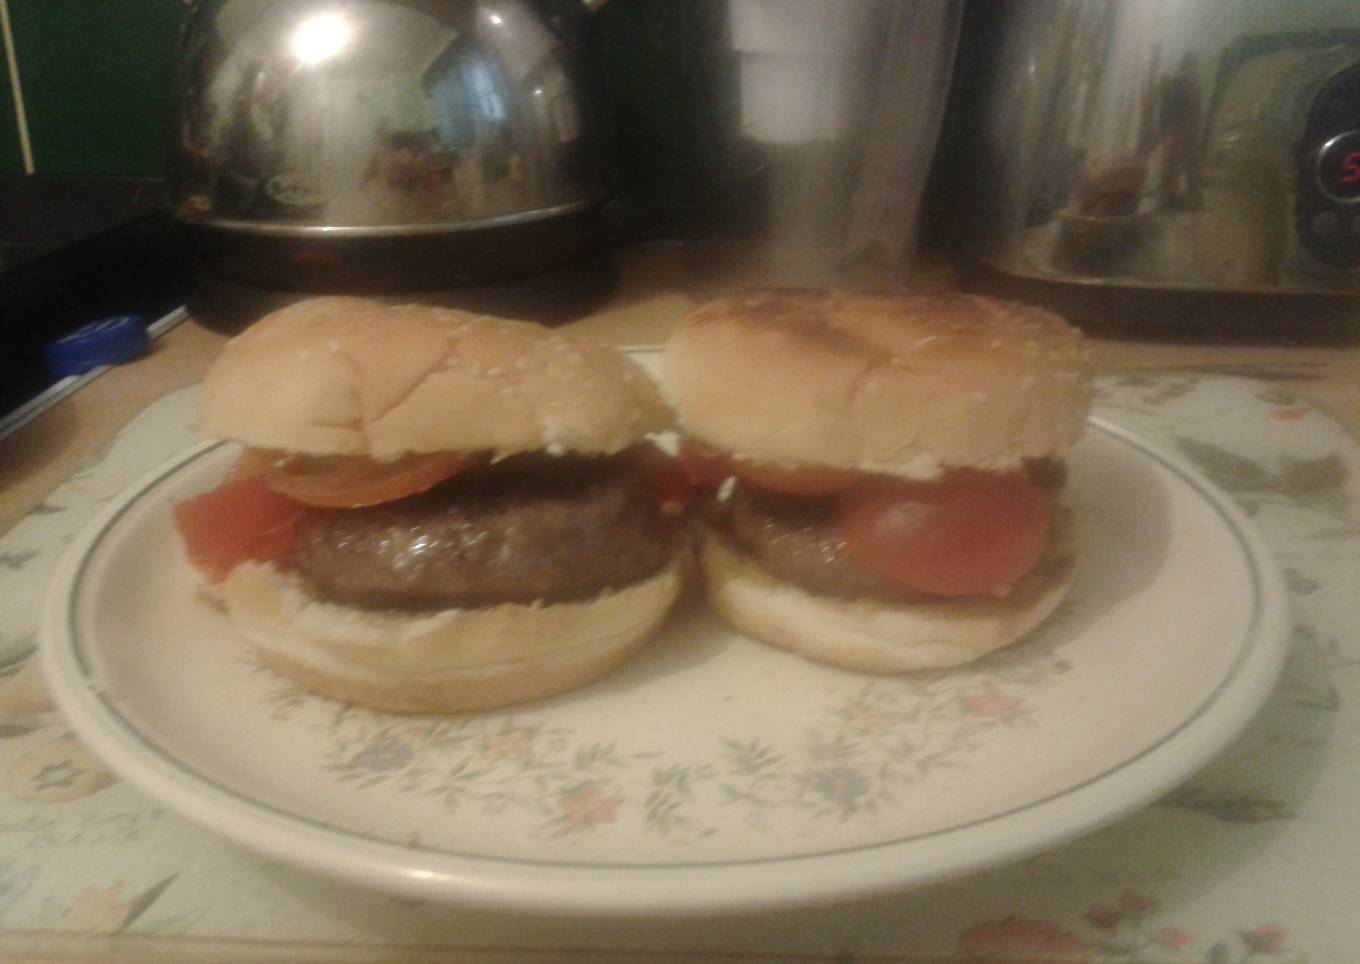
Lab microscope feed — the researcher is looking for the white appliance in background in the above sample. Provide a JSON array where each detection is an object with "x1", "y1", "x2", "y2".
[{"x1": 685, "y1": 0, "x2": 962, "y2": 288}]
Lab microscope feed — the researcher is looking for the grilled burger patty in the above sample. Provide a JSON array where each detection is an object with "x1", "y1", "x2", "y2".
[{"x1": 292, "y1": 453, "x2": 672, "y2": 610}]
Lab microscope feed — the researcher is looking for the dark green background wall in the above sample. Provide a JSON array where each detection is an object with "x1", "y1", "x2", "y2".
[
  {"x1": 1, "y1": 0, "x2": 185, "y2": 176},
  {"x1": 1, "y1": 34, "x2": 23, "y2": 172}
]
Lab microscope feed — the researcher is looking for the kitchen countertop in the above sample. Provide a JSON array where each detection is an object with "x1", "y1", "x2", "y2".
[{"x1": 1, "y1": 245, "x2": 1359, "y2": 962}]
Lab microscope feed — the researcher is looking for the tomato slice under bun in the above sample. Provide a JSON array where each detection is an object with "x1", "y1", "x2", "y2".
[
  {"x1": 258, "y1": 450, "x2": 482, "y2": 508},
  {"x1": 679, "y1": 440, "x2": 863, "y2": 498}
]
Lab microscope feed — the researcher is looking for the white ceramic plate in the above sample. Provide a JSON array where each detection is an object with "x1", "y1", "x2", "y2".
[{"x1": 41, "y1": 420, "x2": 1288, "y2": 916}]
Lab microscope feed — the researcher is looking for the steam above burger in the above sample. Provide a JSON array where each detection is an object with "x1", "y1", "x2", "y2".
[
  {"x1": 175, "y1": 297, "x2": 685, "y2": 712},
  {"x1": 661, "y1": 289, "x2": 1093, "y2": 673}
]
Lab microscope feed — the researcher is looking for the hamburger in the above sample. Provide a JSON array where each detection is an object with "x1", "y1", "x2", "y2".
[
  {"x1": 660, "y1": 289, "x2": 1093, "y2": 673},
  {"x1": 174, "y1": 297, "x2": 686, "y2": 712}
]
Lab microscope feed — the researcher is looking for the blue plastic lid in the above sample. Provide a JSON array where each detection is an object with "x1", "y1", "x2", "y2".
[{"x1": 43, "y1": 314, "x2": 150, "y2": 377}]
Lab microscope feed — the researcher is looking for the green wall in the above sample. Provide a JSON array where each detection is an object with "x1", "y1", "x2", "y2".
[
  {"x1": 0, "y1": 31, "x2": 22, "y2": 172},
  {"x1": 0, "y1": 0, "x2": 185, "y2": 176}
]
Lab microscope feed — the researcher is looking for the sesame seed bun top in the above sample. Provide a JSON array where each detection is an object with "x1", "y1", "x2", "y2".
[
  {"x1": 200, "y1": 297, "x2": 672, "y2": 460},
  {"x1": 661, "y1": 289, "x2": 1093, "y2": 480}
]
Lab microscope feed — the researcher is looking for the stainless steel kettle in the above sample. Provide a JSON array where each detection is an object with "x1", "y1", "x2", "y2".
[{"x1": 170, "y1": 0, "x2": 610, "y2": 290}]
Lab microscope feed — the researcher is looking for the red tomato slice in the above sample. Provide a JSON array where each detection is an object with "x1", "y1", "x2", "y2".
[
  {"x1": 677, "y1": 440, "x2": 734, "y2": 489},
  {"x1": 624, "y1": 442, "x2": 695, "y2": 513},
  {"x1": 727, "y1": 458, "x2": 864, "y2": 498},
  {"x1": 223, "y1": 447, "x2": 274, "y2": 483},
  {"x1": 839, "y1": 473, "x2": 1052, "y2": 597},
  {"x1": 677, "y1": 439, "x2": 861, "y2": 497},
  {"x1": 174, "y1": 474, "x2": 305, "y2": 583},
  {"x1": 258, "y1": 450, "x2": 481, "y2": 508}
]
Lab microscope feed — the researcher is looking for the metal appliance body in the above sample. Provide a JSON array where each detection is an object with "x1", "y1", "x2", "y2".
[
  {"x1": 947, "y1": 0, "x2": 1360, "y2": 297},
  {"x1": 170, "y1": 0, "x2": 608, "y2": 290}
]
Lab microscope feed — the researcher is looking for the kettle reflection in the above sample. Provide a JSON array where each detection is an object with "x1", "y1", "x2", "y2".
[{"x1": 172, "y1": 0, "x2": 608, "y2": 237}]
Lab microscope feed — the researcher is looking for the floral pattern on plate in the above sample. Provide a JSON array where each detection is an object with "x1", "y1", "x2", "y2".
[{"x1": 255, "y1": 630, "x2": 1073, "y2": 847}]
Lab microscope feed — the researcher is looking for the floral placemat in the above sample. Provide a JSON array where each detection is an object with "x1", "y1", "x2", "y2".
[{"x1": 0, "y1": 370, "x2": 1355, "y2": 962}]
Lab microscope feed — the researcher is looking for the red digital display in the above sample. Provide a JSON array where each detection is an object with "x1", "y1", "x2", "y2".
[
  {"x1": 1317, "y1": 132, "x2": 1360, "y2": 201},
  {"x1": 1342, "y1": 150, "x2": 1360, "y2": 185}
]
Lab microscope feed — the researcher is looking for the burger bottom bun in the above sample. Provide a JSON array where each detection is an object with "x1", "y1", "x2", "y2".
[
  {"x1": 695, "y1": 520, "x2": 1076, "y2": 674},
  {"x1": 221, "y1": 554, "x2": 684, "y2": 713}
]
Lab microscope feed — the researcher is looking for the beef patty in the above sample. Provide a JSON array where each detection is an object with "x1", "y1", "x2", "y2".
[{"x1": 292, "y1": 453, "x2": 672, "y2": 610}]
